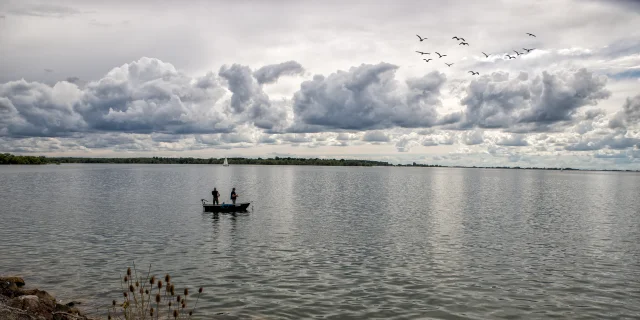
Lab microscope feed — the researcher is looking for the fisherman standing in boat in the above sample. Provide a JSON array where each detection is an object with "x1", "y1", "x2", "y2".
[
  {"x1": 212, "y1": 188, "x2": 220, "y2": 205},
  {"x1": 230, "y1": 188, "x2": 238, "y2": 205}
]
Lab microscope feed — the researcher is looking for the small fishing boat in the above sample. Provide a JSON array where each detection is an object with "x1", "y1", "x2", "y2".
[
  {"x1": 222, "y1": 158, "x2": 229, "y2": 166},
  {"x1": 201, "y1": 199, "x2": 250, "y2": 213}
]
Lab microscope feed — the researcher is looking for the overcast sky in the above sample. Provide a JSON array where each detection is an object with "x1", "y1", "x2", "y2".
[{"x1": 1, "y1": 0, "x2": 640, "y2": 169}]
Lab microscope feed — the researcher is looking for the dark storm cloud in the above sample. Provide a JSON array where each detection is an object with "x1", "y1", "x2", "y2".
[
  {"x1": 446, "y1": 68, "x2": 611, "y2": 132},
  {"x1": 608, "y1": 94, "x2": 640, "y2": 129},
  {"x1": 253, "y1": 61, "x2": 305, "y2": 85},
  {"x1": 289, "y1": 63, "x2": 446, "y2": 132}
]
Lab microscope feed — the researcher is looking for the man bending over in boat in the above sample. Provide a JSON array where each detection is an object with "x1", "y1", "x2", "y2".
[
  {"x1": 230, "y1": 188, "x2": 238, "y2": 205},
  {"x1": 212, "y1": 188, "x2": 220, "y2": 205}
]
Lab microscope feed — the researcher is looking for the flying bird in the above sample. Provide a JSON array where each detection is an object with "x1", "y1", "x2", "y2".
[
  {"x1": 445, "y1": 63, "x2": 454, "y2": 67},
  {"x1": 416, "y1": 51, "x2": 430, "y2": 55},
  {"x1": 436, "y1": 52, "x2": 447, "y2": 58},
  {"x1": 452, "y1": 36, "x2": 461, "y2": 40},
  {"x1": 526, "y1": 33, "x2": 536, "y2": 37},
  {"x1": 416, "y1": 34, "x2": 427, "y2": 41},
  {"x1": 505, "y1": 54, "x2": 516, "y2": 59},
  {"x1": 459, "y1": 37, "x2": 466, "y2": 42},
  {"x1": 459, "y1": 42, "x2": 469, "y2": 46},
  {"x1": 523, "y1": 48, "x2": 534, "y2": 53},
  {"x1": 468, "y1": 71, "x2": 479, "y2": 75},
  {"x1": 482, "y1": 52, "x2": 490, "y2": 58},
  {"x1": 423, "y1": 58, "x2": 433, "y2": 62},
  {"x1": 514, "y1": 50, "x2": 523, "y2": 56}
]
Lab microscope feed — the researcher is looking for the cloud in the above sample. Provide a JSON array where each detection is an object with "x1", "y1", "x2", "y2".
[
  {"x1": 0, "y1": 80, "x2": 86, "y2": 137},
  {"x1": 395, "y1": 135, "x2": 420, "y2": 152},
  {"x1": 445, "y1": 68, "x2": 611, "y2": 132},
  {"x1": 565, "y1": 131, "x2": 640, "y2": 151},
  {"x1": 496, "y1": 133, "x2": 529, "y2": 146},
  {"x1": 362, "y1": 131, "x2": 390, "y2": 142},
  {"x1": 218, "y1": 61, "x2": 305, "y2": 131},
  {"x1": 461, "y1": 130, "x2": 485, "y2": 145},
  {"x1": 336, "y1": 133, "x2": 359, "y2": 141},
  {"x1": 289, "y1": 63, "x2": 446, "y2": 132},
  {"x1": 8, "y1": 4, "x2": 83, "y2": 18},
  {"x1": 78, "y1": 57, "x2": 233, "y2": 134},
  {"x1": 609, "y1": 94, "x2": 640, "y2": 129},
  {"x1": 0, "y1": 57, "x2": 246, "y2": 137},
  {"x1": 421, "y1": 131, "x2": 456, "y2": 146},
  {"x1": 253, "y1": 61, "x2": 305, "y2": 85}
]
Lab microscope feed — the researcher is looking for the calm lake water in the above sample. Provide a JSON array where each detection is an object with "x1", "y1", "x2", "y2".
[{"x1": 1, "y1": 164, "x2": 639, "y2": 319}]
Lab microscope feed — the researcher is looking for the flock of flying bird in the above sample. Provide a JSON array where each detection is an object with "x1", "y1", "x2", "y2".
[{"x1": 414, "y1": 33, "x2": 537, "y2": 75}]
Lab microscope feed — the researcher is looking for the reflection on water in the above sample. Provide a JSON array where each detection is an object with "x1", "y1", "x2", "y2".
[{"x1": 1, "y1": 164, "x2": 639, "y2": 319}]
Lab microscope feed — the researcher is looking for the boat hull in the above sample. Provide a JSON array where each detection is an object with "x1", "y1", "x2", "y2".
[{"x1": 203, "y1": 202, "x2": 250, "y2": 213}]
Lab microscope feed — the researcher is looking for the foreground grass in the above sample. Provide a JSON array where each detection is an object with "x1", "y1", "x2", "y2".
[{"x1": 107, "y1": 263, "x2": 203, "y2": 320}]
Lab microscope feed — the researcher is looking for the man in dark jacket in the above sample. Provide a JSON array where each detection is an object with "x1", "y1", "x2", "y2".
[
  {"x1": 212, "y1": 188, "x2": 220, "y2": 204},
  {"x1": 230, "y1": 188, "x2": 238, "y2": 205}
]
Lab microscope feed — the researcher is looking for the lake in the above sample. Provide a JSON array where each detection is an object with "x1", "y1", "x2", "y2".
[{"x1": 1, "y1": 164, "x2": 639, "y2": 319}]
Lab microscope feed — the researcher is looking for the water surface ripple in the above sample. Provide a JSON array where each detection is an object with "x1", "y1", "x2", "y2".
[{"x1": 1, "y1": 165, "x2": 639, "y2": 319}]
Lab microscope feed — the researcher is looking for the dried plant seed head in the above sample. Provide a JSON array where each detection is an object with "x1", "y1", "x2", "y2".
[
  {"x1": 108, "y1": 315, "x2": 112, "y2": 320},
  {"x1": 165, "y1": 274, "x2": 170, "y2": 283},
  {"x1": 127, "y1": 267, "x2": 131, "y2": 276},
  {"x1": 182, "y1": 303, "x2": 186, "y2": 309},
  {"x1": 123, "y1": 276, "x2": 128, "y2": 282},
  {"x1": 189, "y1": 311, "x2": 193, "y2": 316},
  {"x1": 112, "y1": 300, "x2": 116, "y2": 306},
  {"x1": 173, "y1": 310, "x2": 178, "y2": 318},
  {"x1": 155, "y1": 293, "x2": 161, "y2": 303},
  {"x1": 150, "y1": 276, "x2": 155, "y2": 285},
  {"x1": 199, "y1": 287, "x2": 203, "y2": 293},
  {"x1": 145, "y1": 289, "x2": 149, "y2": 295},
  {"x1": 181, "y1": 298, "x2": 185, "y2": 304},
  {"x1": 177, "y1": 295, "x2": 181, "y2": 302},
  {"x1": 139, "y1": 288, "x2": 144, "y2": 295},
  {"x1": 184, "y1": 288, "x2": 189, "y2": 296},
  {"x1": 123, "y1": 292, "x2": 127, "y2": 298},
  {"x1": 135, "y1": 281, "x2": 139, "y2": 287},
  {"x1": 168, "y1": 301, "x2": 172, "y2": 307},
  {"x1": 170, "y1": 286, "x2": 175, "y2": 296},
  {"x1": 158, "y1": 280, "x2": 163, "y2": 289},
  {"x1": 150, "y1": 309, "x2": 154, "y2": 316},
  {"x1": 129, "y1": 285, "x2": 134, "y2": 292}
]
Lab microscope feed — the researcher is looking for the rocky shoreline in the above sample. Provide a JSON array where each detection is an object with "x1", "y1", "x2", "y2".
[{"x1": 0, "y1": 276, "x2": 98, "y2": 320}]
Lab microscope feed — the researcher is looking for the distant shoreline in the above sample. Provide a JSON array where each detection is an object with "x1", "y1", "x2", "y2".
[{"x1": 1, "y1": 153, "x2": 638, "y2": 173}]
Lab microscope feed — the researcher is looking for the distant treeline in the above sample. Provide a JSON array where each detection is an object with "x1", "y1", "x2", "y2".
[
  {"x1": 0, "y1": 153, "x2": 49, "y2": 165},
  {"x1": 1, "y1": 153, "x2": 639, "y2": 172},
  {"x1": 0, "y1": 153, "x2": 391, "y2": 167}
]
